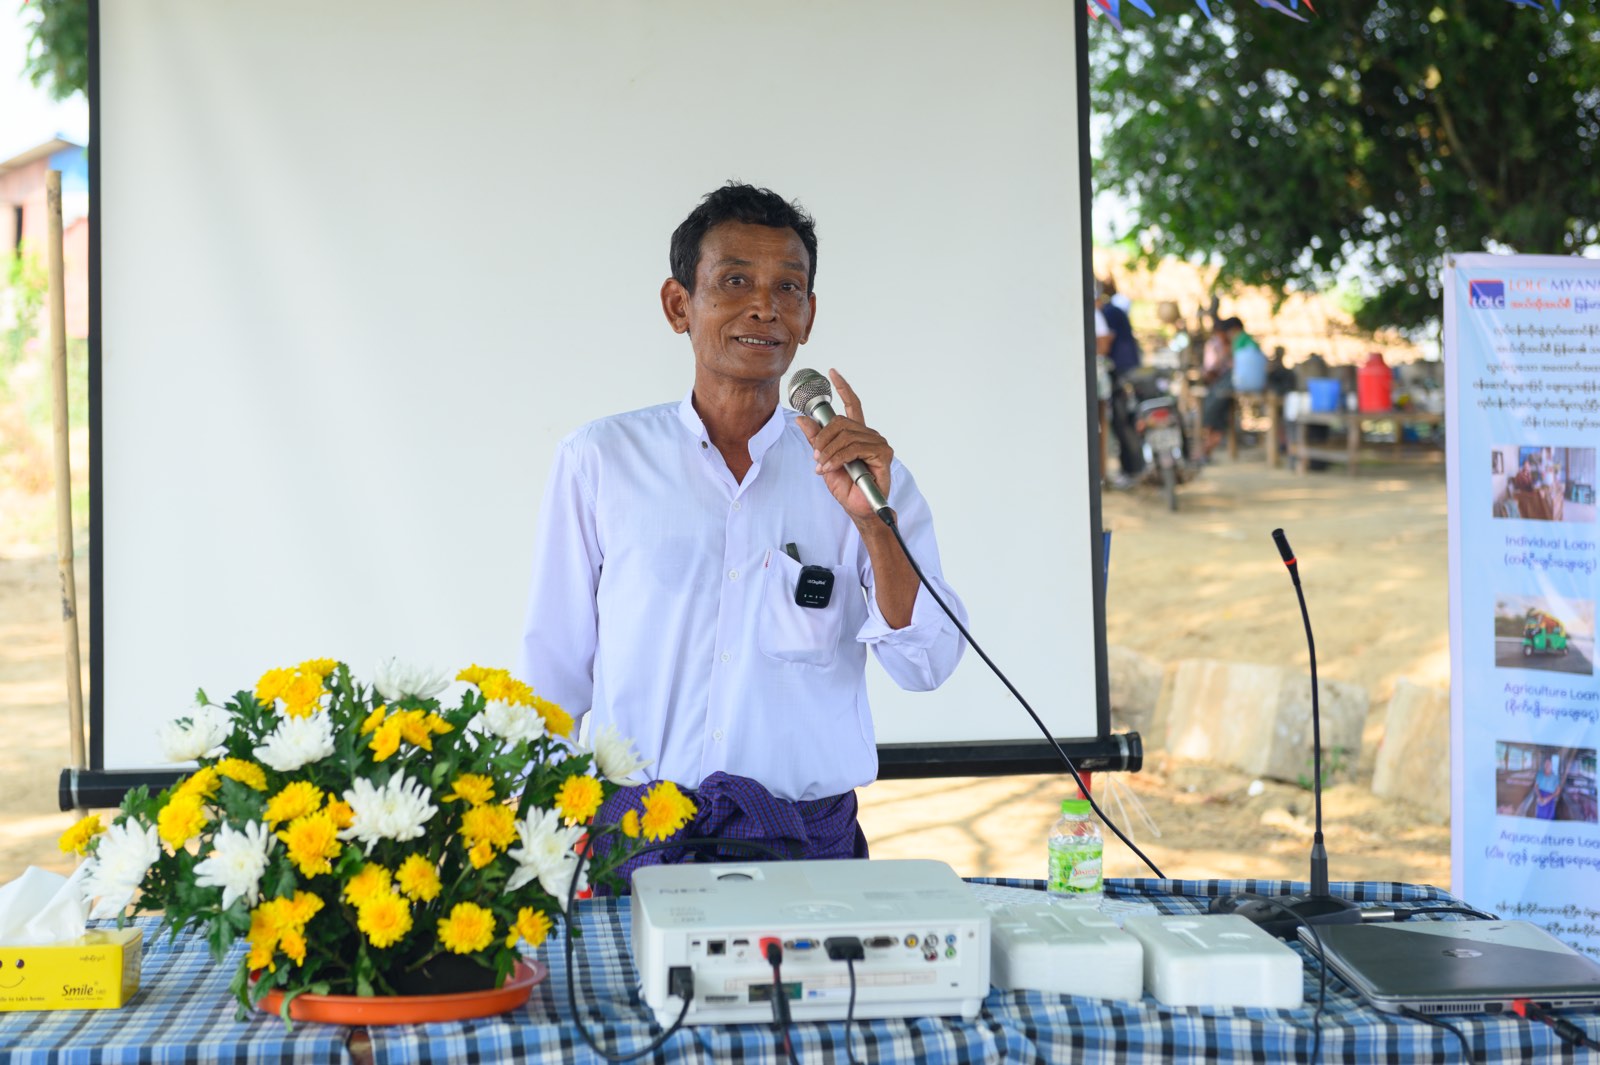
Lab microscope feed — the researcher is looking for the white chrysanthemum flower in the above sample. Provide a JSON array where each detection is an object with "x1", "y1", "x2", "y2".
[
  {"x1": 254, "y1": 711, "x2": 336, "y2": 772},
  {"x1": 538, "y1": 854, "x2": 589, "y2": 911},
  {"x1": 341, "y1": 772, "x2": 437, "y2": 851},
  {"x1": 373, "y1": 657, "x2": 450, "y2": 702},
  {"x1": 474, "y1": 698, "x2": 546, "y2": 746},
  {"x1": 588, "y1": 723, "x2": 652, "y2": 785},
  {"x1": 505, "y1": 806, "x2": 587, "y2": 907},
  {"x1": 158, "y1": 704, "x2": 235, "y2": 763},
  {"x1": 80, "y1": 820, "x2": 161, "y2": 920},
  {"x1": 193, "y1": 821, "x2": 274, "y2": 910}
]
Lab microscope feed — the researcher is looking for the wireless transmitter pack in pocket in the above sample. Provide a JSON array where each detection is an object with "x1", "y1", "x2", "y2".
[{"x1": 785, "y1": 543, "x2": 834, "y2": 609}]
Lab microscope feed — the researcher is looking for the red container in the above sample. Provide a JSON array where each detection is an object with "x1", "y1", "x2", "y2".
[{"x1": 1357, "y1": 352, "x2": 1391, "y2": 413}]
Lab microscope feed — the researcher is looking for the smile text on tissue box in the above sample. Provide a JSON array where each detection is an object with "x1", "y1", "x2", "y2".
[{"x1": 0, "y1": 928, "x2": 142, "y2": 1011}]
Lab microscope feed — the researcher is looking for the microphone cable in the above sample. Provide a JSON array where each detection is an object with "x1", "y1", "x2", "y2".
[
  {"x1": 788, "y1": 364, "x2": 1160, "y2": 877},
  {"x1": 878, "y1": 511, "x2": 1165, "y2": 880}
]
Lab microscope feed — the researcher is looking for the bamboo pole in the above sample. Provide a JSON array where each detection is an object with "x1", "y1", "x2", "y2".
[{"x1": 46, "y1": 170, "x2": 87, "y2": 783}]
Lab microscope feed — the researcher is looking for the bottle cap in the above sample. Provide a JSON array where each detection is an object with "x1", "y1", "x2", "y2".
[{"x1": 1060, "y1": 798, "x2": 1092, "y2": 816}]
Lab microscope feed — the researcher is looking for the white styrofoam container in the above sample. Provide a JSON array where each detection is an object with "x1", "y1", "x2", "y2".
[
  {"x1": 988, "y1": 903, "x2": 1144, "y2": 1001},
  {"x1": 1122, "y1": 914, "x2": 1303, "y2": 1009}
]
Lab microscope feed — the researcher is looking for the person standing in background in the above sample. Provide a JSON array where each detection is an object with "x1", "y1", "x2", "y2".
[
  {"x1": 1096, "y1": 278, "x2": 1145, "y2": 487},
  {"x1": 1200, "y1": 316, "x2": 1241, "y2": 460}
]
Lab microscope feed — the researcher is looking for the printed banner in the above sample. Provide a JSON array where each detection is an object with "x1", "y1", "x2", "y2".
[{"x1": 1447, "y1": 253, "x2": 1600, "y2": 957}]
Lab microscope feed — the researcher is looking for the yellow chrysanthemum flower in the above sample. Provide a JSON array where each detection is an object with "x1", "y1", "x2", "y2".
[
  {"x1": 357, "y1": 890, "x2": 413, "y2": 949},
  {"x1": 505, "y1": 907, "x2": 553, "y2": 950},
  {"x1": 254, "y1": 667, "x2": 294, "y2": 705},
  {"x1": 395, "y1": 854, "x2": 442, "y2": 902},
  {"x1": 325, "y1": 799, "x2": 355, "y2": 830},
  {"x1": 263, "y1": 780, "x2": 324, "y2": 825},
  {"x1": 467, "y1": 839, "x2": 496, "y2": 869},
  {"x1": 58, "y1": 813, "x2": 103, "y2": 855},
  {"x1": 555, "y1": 774, "x2": 604, "y2": 825},
  {"x1": 460, "y1": 803, "x2": 517, "y2": 851},
  {"x1": 157, "y1": 793, "x2": 209, "y2": 850},
  {"x1": 174, "y1": 766, "x2": 221, "y2": 803},
  {"x1": 479, "y1": 672, "x2": 533, "y2": 706},
  {"x1": 343, "y1": 863, "x2": 393, "y2": 907},
  {"x1": 395, "y1": 709, "x2": 452, "y2": 750},
  {"x1": 639, "y1": 781, "x2": 696, "y2": 842},
  {"x1": 281, "y1": 672, "x2": 326, "y2": 718},
  {"x1": 278, "y1": 927, "x2": 310, "y2": 966},
  {"x1": 369, "y1": 718, "x2": 403, "y2": 762},
  {"x1": 284, "y1": 890, "x2": 325, "y2": 927},
  {"x1": 444, "y1": 773, "x2": 495, "y2": 805},
  {"x1": 246, "y1": 892, "x2": 323, "y2": 972},
  {"x1": 530, "y1": 695, "x2": 574, "y2": 739},
  {"x1": 214, "y1": 758, "x2": 267, "y2": 791},
  {"x1": 247, "y1": 914, "x2": 280, "y2": 972},
  {"x1": 437, "y1": 902, "x2": 495, "y2": 955},
  {"x1": 619, "y1": 809, "x2": 641, "y2": 838},
  {"x1": 456, "y1": 664, "x2": 493, "y2": 686},
  {"x1": 278, "y1": 811, "x2": 342, "y2": 877},
  {"x1": 297, "y1": 657, "x2": 338, "y2": 678},
  {"x1": 359, "y1": 704, "x2": 388, "y2": 736}
]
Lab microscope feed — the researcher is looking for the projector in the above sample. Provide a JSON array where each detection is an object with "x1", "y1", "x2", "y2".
[{"x1": 629, "y1": 858, "x2": 991, "y2": 1026}]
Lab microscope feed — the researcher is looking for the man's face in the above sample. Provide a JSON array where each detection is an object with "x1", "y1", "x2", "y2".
[{"x1": 662, "y1": 221, "x2": 816, "y2": 388}]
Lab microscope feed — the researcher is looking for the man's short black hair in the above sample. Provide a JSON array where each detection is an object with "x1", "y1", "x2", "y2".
[{"x1": 670, "y1": 182, "x2": 818, "y2": 294}]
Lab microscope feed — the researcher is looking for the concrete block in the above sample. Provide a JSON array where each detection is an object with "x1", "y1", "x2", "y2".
[
  {"x1": 1107, "y1": 644, "x2": 1164, "y2": 734},
  {"x1": 1162, "y1": 658, "x2": 1367, "y2": 783},
  {"x1": 1370, "y1": 679, "x2": 1450, "y2": 822}
]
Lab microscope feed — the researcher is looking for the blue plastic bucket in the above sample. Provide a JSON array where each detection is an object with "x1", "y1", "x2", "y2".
[{"x1": 1308, "y1": 378, "x2": 1342, "y2": 413}]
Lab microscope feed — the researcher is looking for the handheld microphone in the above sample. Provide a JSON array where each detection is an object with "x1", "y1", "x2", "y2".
[{"x1": 786, "y1": 368, "x2": 893, "y2": 522}]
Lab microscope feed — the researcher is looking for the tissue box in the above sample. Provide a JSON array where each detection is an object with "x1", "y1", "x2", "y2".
[{"x1": 0, "y1": 927, "x2": 142, "y2": 1011}]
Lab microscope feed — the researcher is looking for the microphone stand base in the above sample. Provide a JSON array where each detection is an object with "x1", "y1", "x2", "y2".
[{"x1": 1208, "y1": 892, "x2": 1365, "y2": 940}]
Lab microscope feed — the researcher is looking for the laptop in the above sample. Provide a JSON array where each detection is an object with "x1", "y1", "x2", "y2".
[{"x1": 1300, "y1": 920, "x2": 1600, "y2": 1015}]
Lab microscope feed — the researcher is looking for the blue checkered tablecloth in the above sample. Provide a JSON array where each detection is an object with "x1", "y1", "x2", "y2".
[
  {"x1": 361, "y1": 878, "x2": 1600, "y2": 1064},
  {"x1": 0, "y1": 917, "x2": 352, "y2": 1064},
  {"x1": 4, "y1": 881, "x2": 1596, "y2": 1063}
]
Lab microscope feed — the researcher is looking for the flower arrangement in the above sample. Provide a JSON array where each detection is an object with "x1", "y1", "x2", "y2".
[{"x1": 60, "y1": 658, "x2": 697, "y2": 1012}]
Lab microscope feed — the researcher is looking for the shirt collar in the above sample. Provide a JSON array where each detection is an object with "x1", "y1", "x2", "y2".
[{"x1": 676, "y1": 387, "x2": 791, "y2": 463}]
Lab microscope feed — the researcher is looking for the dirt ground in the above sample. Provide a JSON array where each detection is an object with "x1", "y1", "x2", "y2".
[{"x1": 0, "y1": 449, "x2": 1453, "y2": 890}]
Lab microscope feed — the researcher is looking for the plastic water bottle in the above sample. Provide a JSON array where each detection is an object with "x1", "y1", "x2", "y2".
[{"x1": 1047, "y1": 799, "x2": 1103, "y2": 902}]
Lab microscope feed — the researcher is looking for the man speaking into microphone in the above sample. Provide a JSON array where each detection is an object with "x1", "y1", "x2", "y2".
[{"x1": 518, "y1": 182, "x2": 966, "y2": 881}]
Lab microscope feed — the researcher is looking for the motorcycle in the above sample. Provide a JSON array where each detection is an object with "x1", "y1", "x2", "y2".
[
  {"x1": 1135, "y1": 392, "x2": 1190, "y2": 511},
  {"x1": 1117, "y1": 360, "x2": 1197, "y2": 511}
]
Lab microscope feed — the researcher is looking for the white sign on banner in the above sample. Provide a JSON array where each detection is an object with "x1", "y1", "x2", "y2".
[{"x1": 1446, "y1": 253, "x2": 1600, "y2": 958}]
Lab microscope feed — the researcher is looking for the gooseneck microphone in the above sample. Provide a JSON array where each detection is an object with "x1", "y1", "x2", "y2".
[
  {"x1": 1209, "y1": 528, "x2": 1364, "y2": 937},
  {"x1": 787, "y1": 368, "x2": 893, "y2": 523}
]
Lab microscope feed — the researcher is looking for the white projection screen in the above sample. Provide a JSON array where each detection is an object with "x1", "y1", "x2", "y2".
[{"x1": 81, "y1": 0, "x2": 1118, "y2": 792}]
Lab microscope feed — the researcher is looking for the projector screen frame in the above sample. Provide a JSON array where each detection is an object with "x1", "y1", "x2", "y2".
[{"x1": 70, "y1": 0, "x2": 1125, "y2": 808}]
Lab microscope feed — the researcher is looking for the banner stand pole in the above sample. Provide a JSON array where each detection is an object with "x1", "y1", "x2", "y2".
[{"x1": 47, "y1": 169, "x2": 88, "y2": 815}]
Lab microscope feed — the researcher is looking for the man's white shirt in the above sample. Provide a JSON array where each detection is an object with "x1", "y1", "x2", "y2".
[{"x1": 519, "y1": 390, "x2": 967, "y2": 802}]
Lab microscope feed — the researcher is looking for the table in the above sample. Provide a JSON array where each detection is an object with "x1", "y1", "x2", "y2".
[
  {"x1": 3, "y1": 878, "x2": 1594, "y2": 1063},
  {"x1": 1290, "y1": 409, "x2": 1445, "y2": 475}
]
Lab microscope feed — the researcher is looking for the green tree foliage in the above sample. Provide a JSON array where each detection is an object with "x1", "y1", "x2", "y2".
[
  {"x1": 1091, "y1": 3, "x2": 1600, "y2": 331},
  {"x1": 21, "y1": 0, "x2": 89, "y2": 101}
]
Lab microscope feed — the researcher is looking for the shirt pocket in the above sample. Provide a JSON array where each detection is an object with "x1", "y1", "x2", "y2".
[{"x1": 758, "y1": 550, "x2": 848, "y2": 668}]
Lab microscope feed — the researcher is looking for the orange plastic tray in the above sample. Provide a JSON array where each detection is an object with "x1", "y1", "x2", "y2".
[{"x1": 254, "y1": 958, "x2": 546, "y2": 1025}]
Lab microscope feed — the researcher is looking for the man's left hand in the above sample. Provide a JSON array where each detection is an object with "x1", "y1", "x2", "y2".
[{"x1": 797, "y1": 368, "x2": 893, "y2": 525}]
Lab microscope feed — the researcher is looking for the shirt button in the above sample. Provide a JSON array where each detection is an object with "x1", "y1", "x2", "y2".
[
  {"x1": 701, "y1": 440, "x2": 709, "y2": 449},
  {"x1": 720, "y1": 652, "x2": 731, "y2": 663},
  {"x1": 713, "y1": 729, "x2": 724, "y2": 741},
  {"x1": 732, "y1": 501, "x2": 742, "y2": 511},
  {"x1": 728, "y1": 569, "x2": 739, "y2": 580}
]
